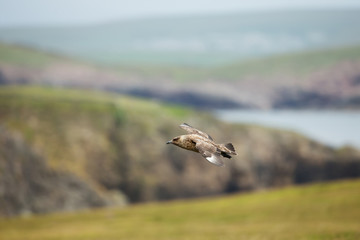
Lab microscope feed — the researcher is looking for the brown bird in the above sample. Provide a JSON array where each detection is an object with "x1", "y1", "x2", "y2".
[{"x1": 166, "y1": 123, "x2": 237, "y2": 166}]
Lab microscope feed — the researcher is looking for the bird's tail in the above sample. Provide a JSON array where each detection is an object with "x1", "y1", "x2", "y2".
[{"x1": 219, "y1": 143, "x2": 237, "y2": 157}]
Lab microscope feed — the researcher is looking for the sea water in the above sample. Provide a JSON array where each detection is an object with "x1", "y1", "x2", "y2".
[{"x1": 215, "y1": 110, "x2": 360, "y2": 148}]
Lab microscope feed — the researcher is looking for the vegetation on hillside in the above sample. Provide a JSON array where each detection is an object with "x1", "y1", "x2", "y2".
[
  {"x1": 1, "y1": 42, "x2": 360, "y2": 109},
  {"x1": 0, "y1": 125, "x2": 107, "y2": 216},
  {"x1": 0, "y1": 43, "x2": 78, "y2": 68},
  {"x1": 212, "y1": 44, "x2": 360, "y2": 79},
  {"x1": 2, "y1": 42, "x2": 360, "y2": 79},
  {"x1": 1, "y1": 179, "x2": 359, "y2": 240},
  {"x1": 0, "y1": 86, "x2": 359, "y2": 216},
  {"x1": 1, "y1": 10, "x2": 360, "y2": 66}
]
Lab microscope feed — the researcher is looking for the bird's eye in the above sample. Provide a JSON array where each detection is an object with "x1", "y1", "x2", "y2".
[{"x1": 173, "y1": 137, "x2": 180, "y2": 141}]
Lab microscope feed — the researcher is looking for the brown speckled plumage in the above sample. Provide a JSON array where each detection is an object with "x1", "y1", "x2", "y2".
[{"x1": 167, "y1": 123, "x2": 237, "y2": 166}]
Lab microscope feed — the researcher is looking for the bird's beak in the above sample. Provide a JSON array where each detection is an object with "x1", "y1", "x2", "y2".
[{"x1": 166, "y1": 141, "x2": 172, "y2": 144}]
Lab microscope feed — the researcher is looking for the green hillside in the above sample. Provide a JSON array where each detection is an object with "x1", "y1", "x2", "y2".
[
  {"x1": 121, "y1": 44, "x2": 360, "y2": 82},
  {"x1": 0, "y1": 43, "x2": 78, "y2": 68},
  {"x1": 1, "y1": 179, "x2": 359, "y2": 240},
  {"x1": 1, "y1": 10, "x2": 360, "y2": 66},
  {"x1": 0, "y1": 86, "x2": 192, "y2": 179},
  {"x1": 1, "y1": 41, "x2": 360, "y2": 82},
  {"x1": 212, "y1": 44, "x2": 360, "y2": 80},
  {"x1": 1, "y1": 86, "x2": 359, "y2": 217}
]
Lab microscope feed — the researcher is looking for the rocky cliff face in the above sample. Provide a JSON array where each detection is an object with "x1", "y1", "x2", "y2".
[
  {"x1": 0, "y1": 126, "x2": 116, "y2": 216},
  {"x1": 0, "y1": 87, "x2": 359, "y2": 217}
]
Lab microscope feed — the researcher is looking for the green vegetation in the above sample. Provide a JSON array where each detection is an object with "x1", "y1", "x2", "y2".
[
  {"x1": 0, "y1": 86, "x2": 193, "y2": 172},
  {"x1": 0, "y1": 44, "x2": 73, "y2": 68},
  {"x1": 1, "y1": 179, "x2": 359, "y2": 240},
  {"x1": 0, "y1": 86, "x2": 192, "y2": 118},
  {"x1": 0, "y1": 86, "x2": 208, "y2": 206},
  {"x1": 2, "y1": 41, "x2": 360, "y2": 83},
  {"x1": 101, "y1": 51, "x2": 241, "y2": 67},
  {"x1": 1, "y1": 10, "x2": 360, "y2": 67},
  {"x1": 113, "y1": 45, "x2": 360, "y2": 82},
  {"x1": 213, "y1": 45, "x2": 360, "y2": 80},
  {"x1": 1, "y1": 86, "x2": 359, "y2": 217}
]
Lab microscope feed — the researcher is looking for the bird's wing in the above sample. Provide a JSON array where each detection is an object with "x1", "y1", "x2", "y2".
[
  {"x1": 199, "y1": 150, "x2": 224, "y2": 167},
  {"x1": 179, "y1": 123, "x2": 213, "y2": 140},
  {"x1": 194, "y1": 141, "x2": 224, "y2": 167}
]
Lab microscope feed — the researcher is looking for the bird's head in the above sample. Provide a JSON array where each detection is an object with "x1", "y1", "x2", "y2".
[{"x1": 166, "y1": 136, "x2": 181, "y2": 145}]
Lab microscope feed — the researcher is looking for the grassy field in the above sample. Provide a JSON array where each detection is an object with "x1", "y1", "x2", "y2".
[{"x1": 0, "y1": 179, "x2": 359, "y2": 240}]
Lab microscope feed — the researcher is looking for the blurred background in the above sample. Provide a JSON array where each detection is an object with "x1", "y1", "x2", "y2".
[{"x1": 0, "y1": 0, "x2": 360, "y2": 239}]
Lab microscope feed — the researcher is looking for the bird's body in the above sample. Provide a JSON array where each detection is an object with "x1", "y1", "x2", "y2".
[{"x1": 167, "y1": 123, "x2": 237, "y2": 166}]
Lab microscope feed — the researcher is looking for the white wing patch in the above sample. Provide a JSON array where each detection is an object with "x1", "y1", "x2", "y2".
[{"x1": 205, "y1": 154, "x2": 224, "y2": 167}]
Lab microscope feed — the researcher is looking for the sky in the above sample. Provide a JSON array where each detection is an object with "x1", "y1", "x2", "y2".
[{"x1": 1, "y1": 0, "x2": 360, "y2": 27}]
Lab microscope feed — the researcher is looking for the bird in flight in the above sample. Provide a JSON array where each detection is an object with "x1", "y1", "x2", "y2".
[{"x1": 166, "y1": 123, "x2": 237, "y2": 166}]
